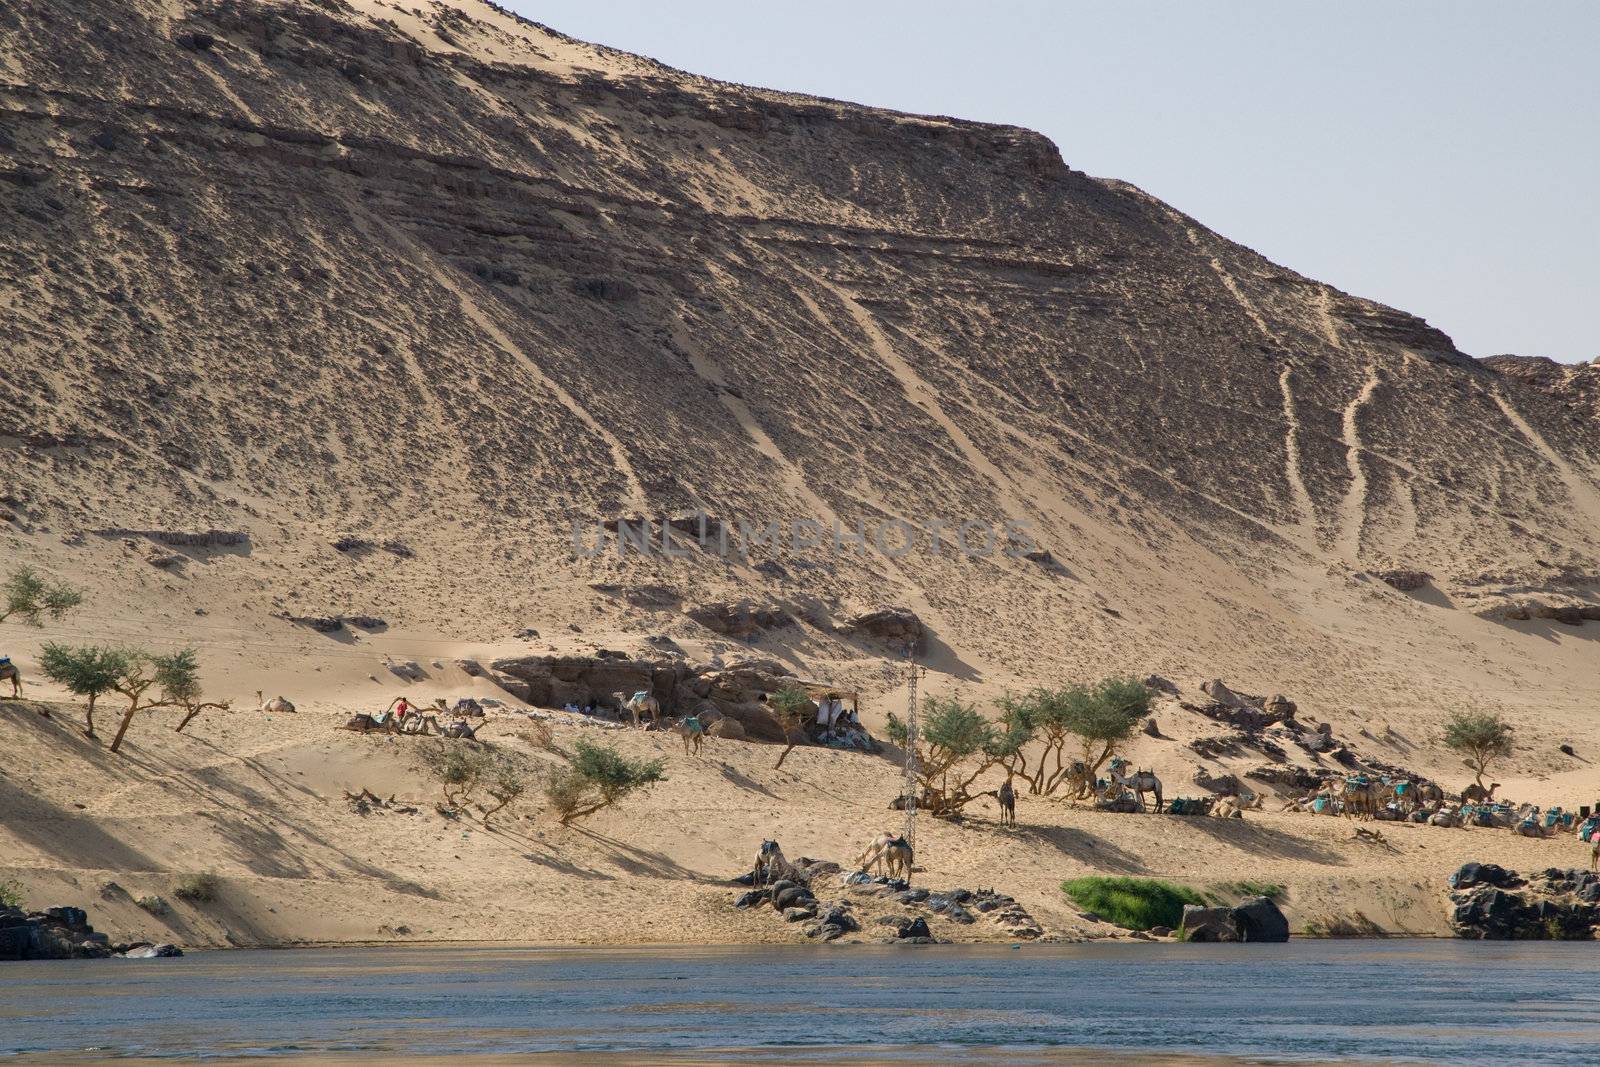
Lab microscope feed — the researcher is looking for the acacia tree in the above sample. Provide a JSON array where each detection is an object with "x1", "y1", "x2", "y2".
[
  {"x1": 1060, "y1": 677, "x2": 1152, "y2": 788},
  {"x1": 1443, "y1": 711, "x2": 1514, "y2": 789},
  {"x1": 544, "y1": 738, "x2": 666, "y2": 824},
  {"x1": 106, "y1": 650, "x2": 202, "y2": 753},
  {"x1": 164, "y1": 649, "x2": 231, "y2": 732},
  {"x1": 39, "y1": 644, "x2": 127, "y2": 737},
  {"x1": 885, "y1": 695, "x2": 1006, "y2": 816},
  {"x1": 0, "y1": 566, "x2": 83, "y2": 626},
  {"x1": 768, "y1": 685, "x2": 817, "y2": 770}
]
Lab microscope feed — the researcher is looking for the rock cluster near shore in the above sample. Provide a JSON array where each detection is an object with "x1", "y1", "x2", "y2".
[
  {"x1": 733, "y1": 854, "x2": 1045, "y2": 944},
  {"x1": 1178, "y1": 896, "x2": 1291, "y2": 943},
  {"x1": 0, "y1": 904, "x2": 182, "y2": 961},
  {"x1": 1449, "y1": 863, "x2": 1600, "y2": 940}
]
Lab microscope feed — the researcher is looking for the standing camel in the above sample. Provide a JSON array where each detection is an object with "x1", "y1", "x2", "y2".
[
  {"x1": 0, "y1": 657, "x2": 20, "y2": 699},
  {"x1": 1342, "y1": 777, "x2": 1380, "y2": 820},
  {"x1": 1108, "y1": 758, "x2": 1163, "y2": 812},
  {"x1": 996, "y1": 778, "x2": 1016, "y2": 826},
  {"x1": 753, "y1": 840, "x2": 804, "y2": 887},
  {"x1": 856, "y1": 832, "x2": 913, "y2": 881},
  {"x1": 1592, "y1": 835, "x2": 1599, "y2": 873},
  {"x1": 1461, "y1": 782, "x2": 1500, "y2": 804},
  {"x1": 677, "y1": 715, "x2": 705, "y2": 755},
  {"x1": 613, "y1": 690, "x2": 661, "y2": 729}
]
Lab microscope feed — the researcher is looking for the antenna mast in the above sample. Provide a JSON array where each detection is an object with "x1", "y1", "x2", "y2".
[{"x1": 901, "y1": 643, "x2": 921, "y2": 864}]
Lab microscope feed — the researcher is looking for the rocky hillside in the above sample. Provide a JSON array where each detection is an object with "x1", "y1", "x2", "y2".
[{"x1": 3, "y1": 0, "x2": 1598, "y2": 750}]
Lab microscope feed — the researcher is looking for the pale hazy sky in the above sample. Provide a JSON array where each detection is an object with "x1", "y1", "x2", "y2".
[{"x1": 511, "y1": 1, "x2": 1596, "y2": 364}]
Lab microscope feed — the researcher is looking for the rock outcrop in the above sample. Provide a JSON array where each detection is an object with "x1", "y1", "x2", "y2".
[
  {"x1": 1448, "y1": 863, "x2": 1600, "y2": 940},
  {"x1": 1179, "y1": 896, "x2": 1290, "y2": 943},
  {"x1": 0, "y1": 904, "x2": 182, "y2": 961}
]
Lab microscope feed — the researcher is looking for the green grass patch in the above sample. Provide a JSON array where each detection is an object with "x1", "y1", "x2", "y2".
[{"x1": 1061, "y1": 876, "x2": 1205, "y2": 931}]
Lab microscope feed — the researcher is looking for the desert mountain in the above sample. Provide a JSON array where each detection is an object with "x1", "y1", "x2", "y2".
[{"x1": 3, "y1": 0, "x2": 1598, "y2": 764}]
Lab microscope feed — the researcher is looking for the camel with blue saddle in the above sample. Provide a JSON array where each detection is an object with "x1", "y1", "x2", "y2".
[
  {"x1": 0, "y1": 656, "x2": 20, "y2": 699},
  {"x1": 614, "y1": 689, "x2": 661, "y2": 729}
]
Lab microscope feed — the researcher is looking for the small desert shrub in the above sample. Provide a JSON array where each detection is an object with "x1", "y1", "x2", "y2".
[
  {"x1": 1062, "y1": 877, "x2": 1205, "y2": 931},
  {"x1": 174, "y1": 872, "x2": 220, "y2": 903},
  {"x1": 543, "y1": 738, "x2": 665, "y2": 824},
  {"x1": 544, "y1": 767, "x2": 590, "y2": 822},
  {"x1": 0, "y1": 879, "x2": 25, "y2": 909},
  {"x1": 420, "y1": 742, "x2": 534, "y2": 825},
  {"x1": 136, "y1": 894, "x2": 170, "y2": 916},
  {"x1": 516, "y1": 721, "x2": 559, "y2": 753}
]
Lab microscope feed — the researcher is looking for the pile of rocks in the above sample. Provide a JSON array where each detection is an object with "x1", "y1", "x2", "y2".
[
  {"x1": 734, "y1": 861, "x2": 861, "y2": 942},
  {"x1": 847, "y1": 876, "x2": 1044, "y2": 941},
  {"x1": 0, "y1": 905, "x2": 181, "y2": 961},
  {"x1": 1449, "y1": 863, "x2": 1600, "y2": 940},
  {"x1": 1178, "y1": 896, "x2": 1290, "y2": 943}
]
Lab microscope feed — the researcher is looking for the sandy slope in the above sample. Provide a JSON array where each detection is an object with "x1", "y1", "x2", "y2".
[{"x1": 3, "y1": 690, "x2": 1595, "y2": 949}]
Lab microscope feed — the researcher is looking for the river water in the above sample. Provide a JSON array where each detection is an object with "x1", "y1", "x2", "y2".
[{"x1": 3, "y1": 941, "x2": 1598, "y2": 1065}]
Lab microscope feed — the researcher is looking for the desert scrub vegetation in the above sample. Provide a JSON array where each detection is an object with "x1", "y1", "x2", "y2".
[
  {"x1": 544, "y1": 738, "x2": 665, "y2": 824},
  {"x1": 136, "y1": 895, "x2": 170, "y2": 916},
  {"x1": 0, "y1": 878, "x2": 25, "y2": 909},
  {"x1": 418, "y1": 743, "x2": 536, "y2": 827},
  {"x1": 173, "y1": 872, "x2": 220, "y2": 903},
  {"x1": 0, "y1": 565, "x2": 83, "y2": 626},
  {"x1": 1062, "y1": 877, "x2": 1205, "y2": 931}
]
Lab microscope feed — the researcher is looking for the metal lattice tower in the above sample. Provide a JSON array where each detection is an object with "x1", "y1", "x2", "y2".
[{"x1": 901, "y1": 644, "x2": 921, "y2": 859}]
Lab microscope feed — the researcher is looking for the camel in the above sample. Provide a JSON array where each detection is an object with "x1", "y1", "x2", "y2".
[
  {"x1": 1429, "y1": 806, "x2": 1463, "y2": 828},
  {"x1": 752, "y1": 839, "x2": 804, "y2": 887},
  {"x1": 676, "y1": 715, "x2": 705, "y2": 755},
  {"x1": 1212, "y1": 795, "x2": 1245, "y2": 819},
  {"x1": 1415, "y1": 782, "x2": 1444, "y2": 809},
  {"x1": 1461, "y1": 782, "x2": 1500, "y2": 804},
  {"x1": 613, "y1": 689, "x2": 661, "y2": 729},
  {"x1": 1108, "y1": 758, "x2": 1162, "y2": 812},
  {"x1": 1592, "y1": 836, "x2": 1599, "y2": 873},
  {"x1": 855, "y1": 831, "x2": 913, "y2": 881},
  {"x1": 1061, "y1": 760, "x2": 1093, "y2": 802},
  {"x1": 340, "y1": 710, "x2": 409, "y2": 734},
  {"x1": 996, "y1": 778, "x2": 1016, "y2": 826},
  {"x1": 1341, "y1": 777, "x2": 1380, "y2": 820},
  {"x1": 1390, "y1": 780, "x2": 1419, "y2": 813},
  {"x1": 256, "y1": 690, "x2": 296, "y2": 714},
  {"x1": 436, "y1": 718, "x2": 480, "y2": 740},
  {"x1": 0, "y1": 657, "x2": 20, "y2": 699}
]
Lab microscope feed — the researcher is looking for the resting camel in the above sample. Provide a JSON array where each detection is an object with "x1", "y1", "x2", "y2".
[
  {"x1": 1428, "y1": 805, "x2": 1463, "y2": 828},
  {"x1": 341, "y1": 712, "x2": 400, "y2": 734},
  {"x1": 256, "y1": 690, "x2": 296, "y2": 714},
  {"x1": 856, "y1": 831, "x2": 913, "y2": 881},
  {"x1": 1414, "y1": 781, "x2": 1444, "y2": 809},
  {"x1": 0, "y1": 658, "x2": 21, "y2": 699},
  {"x1": 613, "y1": 690, "x2": 661, "y2": 729},
  {"x1": 676, "y1": 715, "x2": 706, "y2": 755},
  {"x1": 1461, "y1": 782, "x2": 1500, "y2": 804},
  {"x1": 1108, "y1": 758, "x2": 1162, "y2": 812},
  {"x1": 1212, "y1": 795, "x2": 1247, "y2": 819}
]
